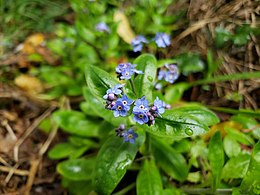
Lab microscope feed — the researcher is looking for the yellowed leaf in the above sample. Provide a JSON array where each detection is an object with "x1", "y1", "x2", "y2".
[
  {"x1": 14, "y1": 74, "x2": 43, "y2": 94},
  {"x1": 114, "y1": 11, "x2": 135, "y2": 44},
  {"x1": 22, "y1": 33, "x2": 45, "y2": 54},
  {"x1": 203, "y1": 121, "x2": 242, "y2": 141}
]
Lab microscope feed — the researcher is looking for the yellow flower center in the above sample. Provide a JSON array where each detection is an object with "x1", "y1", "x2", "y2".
[
  {"x1": 118, "y1": 105, "x2": 122, "y2": 110},
  {"x1": 138, "y1": 114, "x2": 144, "y2": 118}
]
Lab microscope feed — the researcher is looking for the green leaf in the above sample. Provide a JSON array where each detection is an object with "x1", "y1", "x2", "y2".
[
  {"x1": 222, "y1": 154, "x2": 250, "y2": 179},
  {"x1": 223, "y1": 135, "x2": 241, "y2": 158},
  {"x1": 174, "y1": 53, "x2": 205, "y2": 76},
  {"x1": 85, "y1": 65, "x2": 120, "y2": 98},
  {"x1": 76, "y1": 20, "x2": 95, "y2": 43},
  {"x1": 173, "y1": 106, "x2": 219, "y2": 126},
  {"x1": 145, "y1": 110, "x2": 209, "y2": 138},
  {"x1": 152, "y1": 138, "x2": 189, "y2": 181},
  {"x1": 48, "y1": 143, "x2": 76, "y2": 160},
  {"x1": 240, "y1": 141, "x2": 260, "y2": 194},
  {"x1": 82, "y1": 87, "x2": 128, "y2": 126},
  {"x1": 164, "y1": 82, "x2": 191, "y2": 103},
  {"x1": 136, "y1": 159, "x2": 163, "y2": 195},
  {"x1": 225, "y1": 127, "x2": 254, "y2": 146},
  {"x1": 215, "y1": 27, "x2": 232, "y2": 48},
  {"x1": 57, "y1": 158, "x2": 96, "y2": 181},
  {"x1": 208, "y1": 131, "x2": 224, "y2": 190},
  {"x1": 52, "y1": 110, "x2": 100, "y2": 137},
  {"x1": 133, "y1": 54, "x2": 157, "y2": 101},
  {"x1": 93, "y1": 130, "x2": 145, "y2": 194},
  {"x1": 62, "y1": 178, "x2": 94, "y2": 195},
  {"x1": 231, "y1": 115, "x2": 260, "y2": 139}
]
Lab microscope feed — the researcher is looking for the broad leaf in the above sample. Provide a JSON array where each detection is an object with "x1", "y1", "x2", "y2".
[
  {"x1": 136, "y1": 159, "x2": 163, "y2": 195},
  {"x1": 48, "y1": 143, "x2": 76, "y2": 160},
  {"x1": 240, "y1": 141, "x2": 260, "y2": 194},
  {"x1": 57, "y1": 158, "x2": 96, "y2": 181},
  {"x1": 93, "y1": 130, "x2": 145, "y2": 194},
  {"x1": 52, "y1": 110, "x2": 99, "y2": 137},
  {"x1": 208, "y1": 131, "x2": 224, "y2": 190},
  {"x1": 222, "y1": 154, "x2": 250, "y2": 179},
  {"x1": 173, "y1": 106, "x2": 219, "y2": 126},
  {"x1": 133, "y1": 54, "x2": 157, "y2": 101},
  {"x1": 145, "y1": 110, "x2": 209, "y2": 138},
  {"x1": 152, "y1": 138, "x2": 188, "y2": 181},
  {"x1": 85, "y1": 65, "x2": 120, "y2": 98},
  {"x1": 62, "y1": 178, "x2": 94, "y2": 195},
  {"x1": 223, "y1": 135, "x2": 241, "y2": 158}
]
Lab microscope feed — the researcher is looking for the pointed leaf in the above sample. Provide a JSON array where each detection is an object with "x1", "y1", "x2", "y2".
[
  {"x1": 136, "y1": 159, "x2": 163, "y2": 195},
  {"x1": 145, "y1": 110, "x2": 209, "y2": 138},
  {"x1": 133, "y1": 54, "x2": 157, "y2": 101},
  {"x1": 208, "y1": 131, "x2": 224, "y2": 190},
  {"x1": 152, "y1": 138, "x2": 188, "y2": 181},
  {"x1": 52, "y1": 110, "x2": 99, "y2": 137},
  {"x1": 93, "y1": 130, "x2": 145, "y2": 194},
  {"x1": 85, "y1": 65, "x2": 120, "y2": 98},
  {"x1": 240, "y1": 141, "x2": 260, "y2": 194},
  {"x1": 222, "y1": 154, "x2": 250, "y2": 179}
]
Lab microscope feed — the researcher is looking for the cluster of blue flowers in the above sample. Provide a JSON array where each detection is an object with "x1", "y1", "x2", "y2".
[
  {"x1": 116, "y1": 62, "x2": 143, "y2": 80},
  {"x1": 104, "y1": 84, "x2": 168, "y2": 126},
  {"x1": 102, "y1": 62, "x2": 171, "y2": 143},
  {"x1": 131, "y1": 32, "x2": 171, "y2": 52},
  {"x1": 158, "y1": 63, "x2": 179, "y2": 84}
]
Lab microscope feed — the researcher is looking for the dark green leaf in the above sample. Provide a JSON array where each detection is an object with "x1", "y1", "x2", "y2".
[
  {"x1": 222, "y1": 154, "x2": 250, "y2": 179},
  {"x1": 133, "y1": 54, "x2": 157, "y2": 101},
  {"x1": 145, "y1": 110, "x2": 209, "y2": 138},
  {"x1": 240, "y1": 141, "x2": 260, "y2": 194},
  {"x1": 85, "y1": 65, "x2": 120, "y2": 98},
  {"x1": 223, "y1": 135, "x2": 241, "y2": 158},
  {"x1": 136, "y1": 159, "x2": 163, "y2": 195},
  {"x1": 152, "y1": 138, "x2": 189, "y2": 181},
  {"x1": 208, "y1": 131, "x2": 224, "y2": 190},
  {"x1": 93, "y1": 130, "x2": 145, "y2": 194},
  {"x1": 57, "y1": 158, "x2": 96, "y2": 181},
  {"x1": 52, "y1": 110, "x2": 100, "y2": 137}
]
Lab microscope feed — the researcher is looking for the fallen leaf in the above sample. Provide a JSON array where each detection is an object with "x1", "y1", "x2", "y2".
[
  {"x1": 14, "y1": 74, "x2": 43, "y2": 94},
  {"x1": 114, "y1": 11, "x2": 135, "y2": 44},
  {"x1": 22, "y1": 33, "x2": 45, "y2": 54}
]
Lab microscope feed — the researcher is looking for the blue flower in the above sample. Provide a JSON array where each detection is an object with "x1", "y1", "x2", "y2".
[
  {"x1": 133, "y1": 96, "x2": 149, "y2": 112},
  {"x1": 131, "y1": 35, "x2": 148, "y2": 52},
  {"x1": 153, "y1": 97, "x2": 165, "y2": 115},
  {"x1": 157, "y1": 64, "x2": 179, "y2": 84},
  {"x1": 164, "y1": 71, "x2": 179, "y2": 84},
  {"x1": 95, "y1": 22, "x2": 110, "y2": 33},
  {"x1": 111, "y1": 100, "x2": 129, "y2": 117},
  {"x1": 133, "y1": 111, "x2": 149, "y2": 125},
  {"x1": 116, "y1": 63, "x2": 143, "y2": 80},
  {"x1": 123, "y1": 129, "x2": 138, "y2": 144},
  {"x1": 117, "y1": 95, "x2": 133, "y2": 109},
  {"x1": 154, "y1": 32, "x2": 171, "y2": 48},
  {"x1": 103, "y1": 84, "x2": 124, "y2": 100}
]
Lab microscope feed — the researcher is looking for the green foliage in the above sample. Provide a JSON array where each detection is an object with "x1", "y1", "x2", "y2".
[
  {"x1": 208, "y1": 131, "x2": 224, "y2": 190},
  {"x1": 136, "y1": 159, "x2": 163, "y2": 195},
  {"x1": 93, "y1": 131, "x2": 145, "y2": 194}
]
